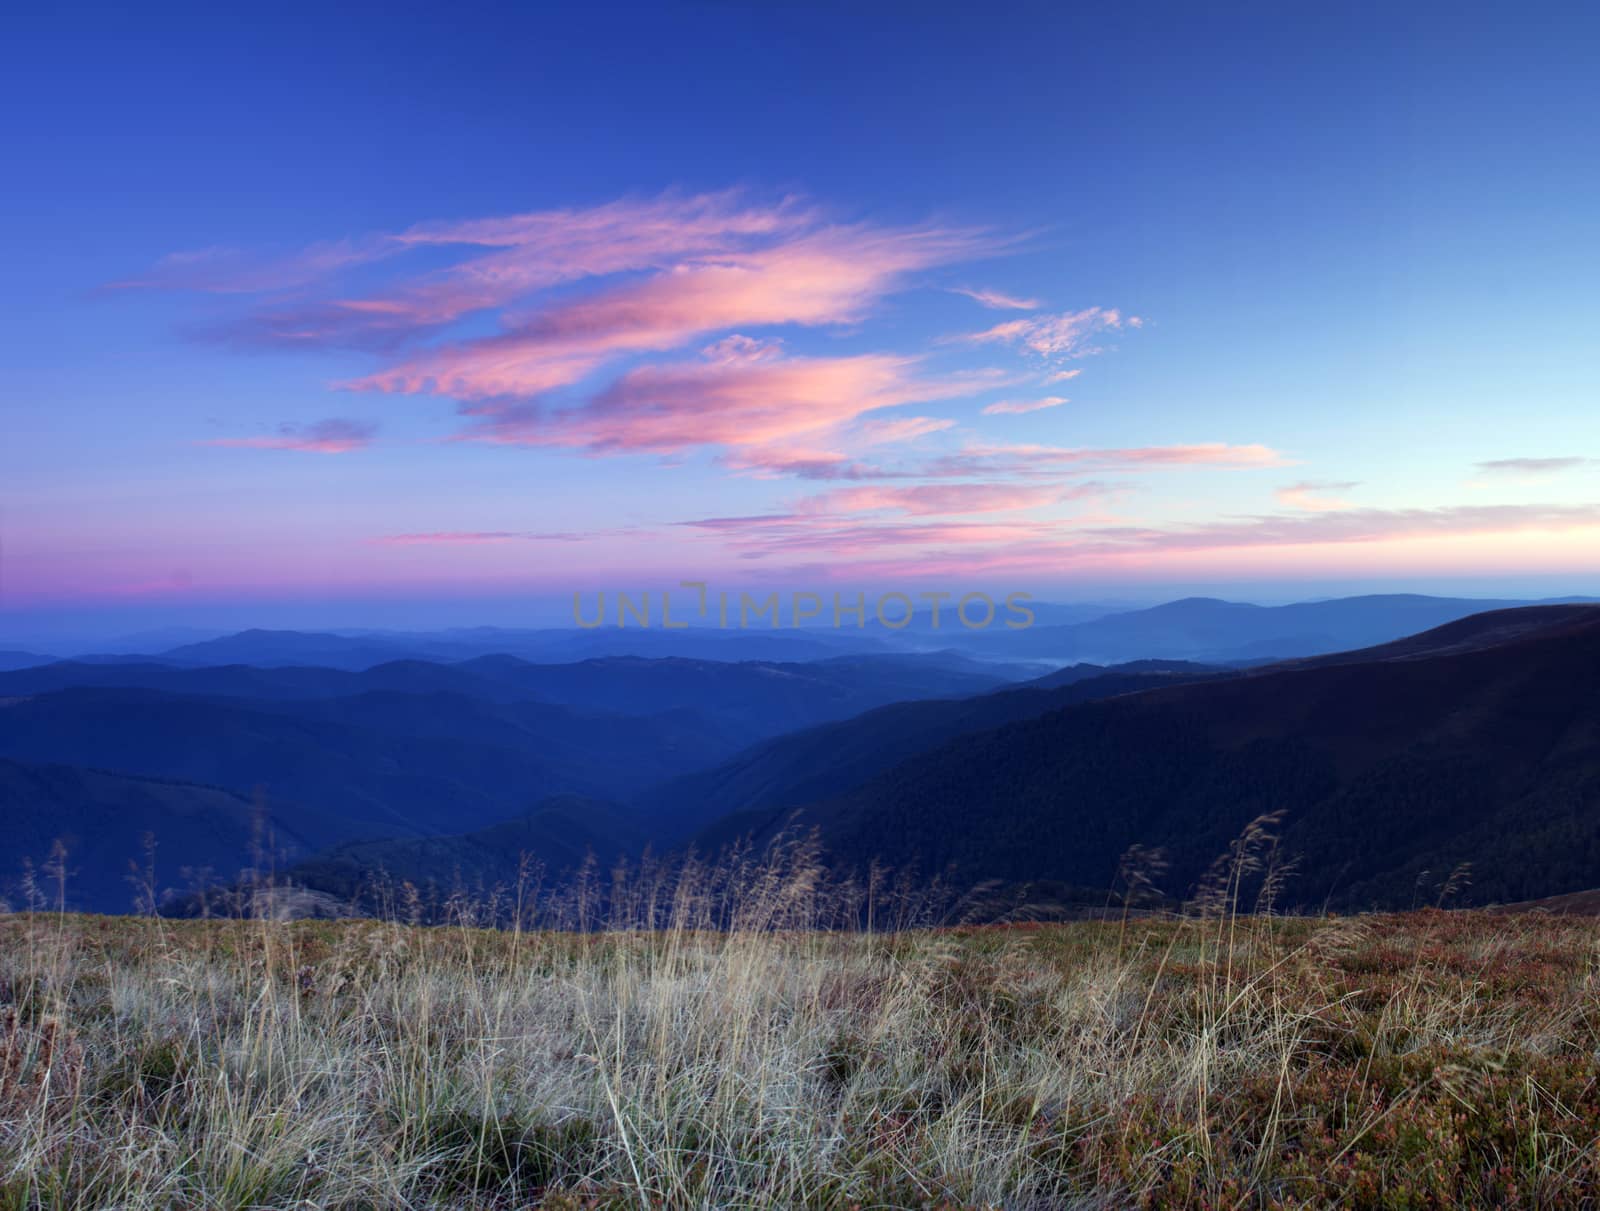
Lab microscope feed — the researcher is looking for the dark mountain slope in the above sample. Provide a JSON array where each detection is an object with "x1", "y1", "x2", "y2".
[
  {"x1": 642, "y1": 663, "x2": 1233, "y2": 842},
  {"x1": 0, "y1": 759, "x2": 316, "y2": 915},
  {"x1": 0, "y1": 652, "x2": 1007, "y2": 745},
  {"x1": 291, "y1": 795, "x2": 644, "y2": 903},
  {"x1": 160, "y1": 629, "x2": 421, "y2": 670},
  {"x1": 1025, "y1": 659, "x2": 1220, "y2": 690},
  {"x1": 0, "y1": 688, "x2": 603, "y2": 843},
  {"x1": 755, "y1": 606, "x2": 1600, "y2": 909},
  {"x1": 237, "y1": 691, "x2": 748, "y2": 794},
  {"x1": 1273, "y1": 603, "x2": 1600, "y2": 668},
  {"x1": 452, "y1": 653, "x2": 1008, "y2": 728},
  {"x1": 0, "y1": 660, "x2": 503, "y2": 701}
]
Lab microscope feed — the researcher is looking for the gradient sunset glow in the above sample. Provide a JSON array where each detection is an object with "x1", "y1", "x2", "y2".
[{"x1": 6, "y1": 3, "x2": 1599, "y2": 640}]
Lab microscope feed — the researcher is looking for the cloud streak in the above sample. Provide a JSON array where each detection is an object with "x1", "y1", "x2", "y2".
[
  {"x1": 794, "y1": 482, "x2": 1099, "y2": 517},
  {"x1": 982, "y1": 396, "x2": 1069, "y2": 416},
  {"x1": 692, "y1": 502, "x2": 1600, "y2": 573},
  {"x1": 124, "y1": 192, "x2": 1186, "y2": 504},
  {"x1": 924, "y1": 441, "x2": 1290, "y2": 478},
  {"x1": 950, "y1": 286, "x2": 1041, "y2": 311},
  {"x1": 1275, "y1": 480, "x2": 1358, "y2": 511},
  {"x1": 453, "y1": 341, "x2": 983, "y2": 453},
  {"x1": 346, "y1": 222, "x2": 992, "y2": 401},
  {"x1": 206, "y1": 418, "x2": 378, "y2": 454},
  {"x1": 962, "y1": 306, "x2": 1141, "y2": 361},
  {"x1": 1476, "y1": 457, "x2": 1594, "y2": 476}
]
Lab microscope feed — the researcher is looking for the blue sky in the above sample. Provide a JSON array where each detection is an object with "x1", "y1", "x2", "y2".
[{"x1": 4, "y1": 0, "x2": 1599, "y2": 641}]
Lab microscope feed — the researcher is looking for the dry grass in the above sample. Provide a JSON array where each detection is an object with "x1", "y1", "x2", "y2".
[{"x1": 3, "y1": 857, "x2": 1600, "y2": 1210}]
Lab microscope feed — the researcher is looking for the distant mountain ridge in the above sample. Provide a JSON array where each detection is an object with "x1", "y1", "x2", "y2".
[
  {"x1": 10, "y1": 594, "x2": 1593, "y2": 672},
  {"x1": 921, "y1": 593, "x2": 1600, "y2": 663},
  {"x1": 148, "y1": 625, "x2": 903, "y2": 669},
  {"x1": 0, "y1": 651, "x2": 52, "y2": 672},
  {"x1": 0, "y1": 651, "x2": 1010, "y2": 738}
]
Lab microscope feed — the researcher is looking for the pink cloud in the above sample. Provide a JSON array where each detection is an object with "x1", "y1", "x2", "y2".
[
  {"x1": 206, "y1": 418, "x2": 378, "y2": 454},
  {"x1": 794, "y1": 482, "x2": 1102, "y2": 516},
  {"x1": 727, "y1": 437, "x2": 1288, "y2": 483},
  {"x1": 126, "y1": 192, "x2": 816, "y2": 347},
  {"x1": 721, "y1": 446, "x2": 901, "y2": 481},
  {"x1": 371, "y1": 529, "x2": 624, "y2": 545},
  {"x1": 851, "y1": 415, "x2": 957, "y2": 446},
  {"x1": 124, "y1": 195, "x2": 1180, "y2": 484},
  {"x1": 683, "y1": 514, "x2": 1058, "y2": 558},
  {"x1": 1275, "y1": 480, "x2": 1358, "y2": 511},
  {"x1": 456, "y1": 345, "x2": 979, "y2": 453},
  {"x1": 950, "y1": 286, "x2": 1041, "y2": 311},
  {"x1": 925, "y1": 441, "x2": 1290, "y2": 478},
  {"x1": 982, "y1": 395, "x2": 1069, "y2": 416},
  {"x1": 796, "y1": 503, "x2": 1600, "y2": 580},
  {"x1": 106, "y1": 241, "x2": 391, "y2": 296},
  {"x1": 1107, "y1": 503, "x2": 1600, "y2": 554},
  {"x1": 347, "y1": 222, "x2": 991, "y2": 401},
  {"x1": 373, "y1": 531, "x2": 528, "y2": 545},
  {"x1": 963, "y1": 306, "x2": 1140, "y2": 360}
]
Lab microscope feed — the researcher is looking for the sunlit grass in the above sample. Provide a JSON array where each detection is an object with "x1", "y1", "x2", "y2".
[{"x1": 2, "y1": 846, "x2": 1598, "y2": 1208}]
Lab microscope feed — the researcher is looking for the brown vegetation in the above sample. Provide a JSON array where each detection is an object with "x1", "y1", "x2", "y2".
[{"x1": 2, "y1": 853, "x2": 1599, "y2": 1207}]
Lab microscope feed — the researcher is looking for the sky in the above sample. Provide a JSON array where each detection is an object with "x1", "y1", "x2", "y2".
[{"x1": 4, "y1": 0, "x2": 1599, "y2": 641}]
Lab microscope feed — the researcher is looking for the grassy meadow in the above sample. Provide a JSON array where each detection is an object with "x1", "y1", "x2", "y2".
[{"x1": 3, "y1": 843, "x2": 1600, "y2": 1210}]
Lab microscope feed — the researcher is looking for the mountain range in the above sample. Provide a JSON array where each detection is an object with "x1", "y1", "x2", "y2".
[
  {"x1": 921, "y1": 593, "x2": 1600, "y2": 663},
  {"x1": 17, "y1": 593, "x2": 1591, "y2": 671},
  {"x1": 741, "y1": 604, "x2": 1600, "y2": 910},
  {"x1": 4, "y1": 593, "x2": 1599, "y2": 914},
  {"x1": 0, "y1": 760, "x2": 312, "y2": 914}
]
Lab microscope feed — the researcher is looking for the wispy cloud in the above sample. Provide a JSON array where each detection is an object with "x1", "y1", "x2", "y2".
[
  {"x1": 728, "y1": 502, "x2": 1600, "y2": 577},
  {"x1": 1102, "y1": 503, "x2": 1600, "y2": 552},
  {"x1": 122, "y1": 192, "x2": 1182, "y2": 489},
  {"x1": 373, "y1": 531, "x2": 530, "y2": 545},
  {"x1": 453, "y1": 341, "x2": 981, "y2": 453},
  {"x1": 851, "y1": 416, "x2": 956, "y2": 446},
  {"x1": 950, "y1": 286, "x2": 1041, "y2": 311},
  {"x1": 129, "y1": 191, "x2": 996, "y2": 386},
  {"x1": 723, "y1": 438, "x2": 1283, "y2": 484},
  {"x1": 107, "y1": 241, "x2": 391, "y2": 296},
  {"x1": 982, "y1": 395, "x2": 1069, "y2": 416},
  {"x1": 346, "y1": 222, "x2": 991, "y2": 401},
  {"x1": 721, "y1": 446, "x2": 896, "y2": 482},
  {"x1": 793, "y1": 482, "x2": 1097, "y2": 517},
  {"x1": 1475, "y1": 457, "x2": 1594, "y2": 476},
  {"x1": 372, "y1": 528, "x2": 639, "y2": 545},
  {"x1": 1275, "y1": 479, "x2": 1358, "y2": 511},
  {"x1": 205, "y1": 418, "x2": 378, "y2": 454},
  {"x1": 682, "y1": 514, "x2": 1059, "y2": 558},
  {"x1": 131, "y1": 192, "x2": 812, "y2": 342},
  {"x1": 925, "y1": 441, "x2": 1290, "y2": 478},
  {"x1": 962, "y1": 306, "x2": 1141, "y2": 360}
]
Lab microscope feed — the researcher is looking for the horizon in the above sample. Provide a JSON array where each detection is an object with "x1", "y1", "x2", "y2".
[
  {"x1": 6, "y1": 1, "x2": 1599, "y2": 632},
  {"x1": 8, "y1": 579, "x2": 1600, "y2": 651}
]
